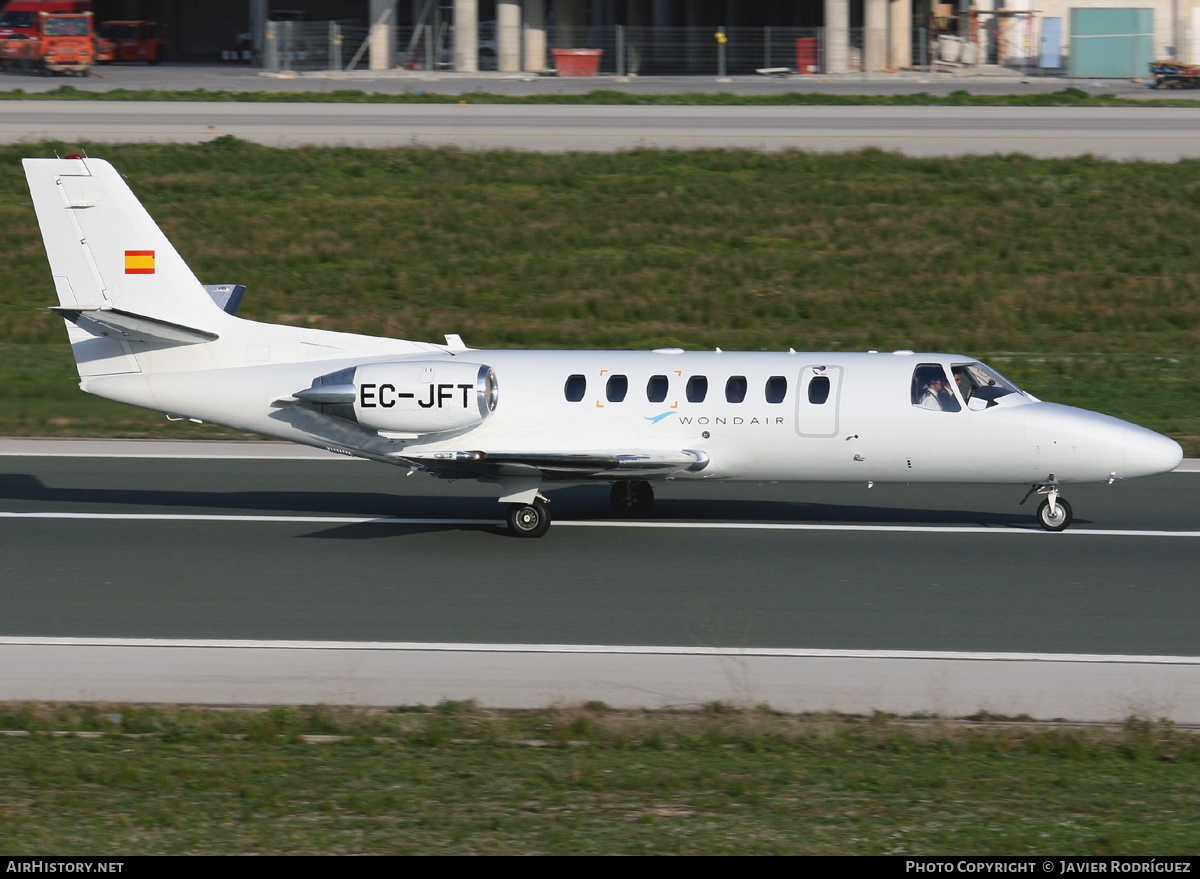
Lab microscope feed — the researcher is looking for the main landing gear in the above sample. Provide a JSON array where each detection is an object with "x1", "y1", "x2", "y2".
[
  {"x1": 1022, "y1": 482, "x2": 1073, "y2": 532},
  {"x1": 611, "y1": 480, "x2": 654, "y2": 516},
  {"x1": 507, "y1": 498, "x2": 550, "y2": 538},
  {"x1": 506, "y1": 480, "x2": 656, "y2": 538}
]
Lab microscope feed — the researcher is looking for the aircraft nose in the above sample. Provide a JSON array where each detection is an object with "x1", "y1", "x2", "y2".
[{"x1": 1124, "y1": 426, "x2": 1184, "y2": 478}]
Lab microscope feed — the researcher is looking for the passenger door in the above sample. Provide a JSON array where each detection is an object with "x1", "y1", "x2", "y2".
[{"x1": 795, "y1": 365, "x2": 842, "y2": 438}]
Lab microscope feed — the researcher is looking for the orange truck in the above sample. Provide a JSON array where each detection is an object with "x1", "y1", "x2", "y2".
[
  {"x1": 0, "y1": 10, "x2": 95, "y2": 74},
  {"x1": 95, "y1": 20, "x2": 166, "y2": 65},
  {"x1": 0, "y1": 0, "x2": 90, "y2": 37}
]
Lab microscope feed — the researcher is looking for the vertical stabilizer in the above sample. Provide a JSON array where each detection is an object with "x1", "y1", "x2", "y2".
[{"x1": 23, "y1": 156, "x2": 226, "y2": 376}]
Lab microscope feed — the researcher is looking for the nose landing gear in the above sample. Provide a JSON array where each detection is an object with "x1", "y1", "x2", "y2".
[
  {"x1": 1022, "y1": 481, "x2": 1073, "y2": 532},
  {"x1": 1036, "y1": 494, "x2": 1073, "y2": 532}
]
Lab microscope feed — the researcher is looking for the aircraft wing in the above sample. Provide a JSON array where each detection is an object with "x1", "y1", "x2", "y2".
[{"x1": 395, "y1": 448, "x2": 710, "y2": 480}]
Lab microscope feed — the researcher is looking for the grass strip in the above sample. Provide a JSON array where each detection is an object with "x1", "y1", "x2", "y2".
[
  {"x1": 2, "y1": 141, "x2": 1197, "y2": 450},
  {"x1": 1, "y1": 703, "x2": 1198, "y2": 855},
  {"x1": 2, "y1": 84, "x2": 1200, "y2": 107}
]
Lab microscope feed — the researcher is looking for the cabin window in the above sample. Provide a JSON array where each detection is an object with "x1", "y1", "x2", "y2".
[
  {"x1": 912, "y1": 364, "x2": 962, "y2": 412},
  {"x1": 686, "y1": 375, "x2": 708, "y2": 403},
  {"x1": 646, "y1": 375, "x2": 669, "y2": 403},
  {"x1": 951, "y1": 362, "x2": 1024, "y2": 410},
  {"x1": 765, "y1": 376, "x2": 787, "y2": 403},
  {"x1": 564, "y1": 374, "x2": 586, "y2": 402},
  {"x1": 606, "y1": 374, "x2": 628, "y2": 403},
  {"x1": 808, "y1": 376, "x2": 831, "y2": 404},
  {"x1": 725, "y1": 376, "x2": 747, "y2": 403}
]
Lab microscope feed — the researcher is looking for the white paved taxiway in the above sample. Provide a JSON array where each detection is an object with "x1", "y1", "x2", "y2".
[
  {"x1": 2, "y1": 439, "x2": 1197, "y2": 720},
  {"x1": 5, "y1": 102, "x2": 1200, "y2": 160},
  {"x1": 4, "y1": 637, "x2": 1200, "y2": 722}
]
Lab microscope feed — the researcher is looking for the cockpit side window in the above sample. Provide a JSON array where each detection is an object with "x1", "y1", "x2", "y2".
[
  {"x1": 912, "y1": 364, "x2": 961, "y2": 412},
  {"x1": 951, "y1": 362, "x2": 1024, "y2": 410}
]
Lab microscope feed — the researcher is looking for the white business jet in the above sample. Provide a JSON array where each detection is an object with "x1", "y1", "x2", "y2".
[{"x1": 24, "y1": 157, "x2": 1183, "y2": 537}]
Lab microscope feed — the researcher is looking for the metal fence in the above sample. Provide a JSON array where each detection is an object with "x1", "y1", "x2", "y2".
[
  {"x1": 265, "y1": 21, "x2": 863, "y2": 76},
  {"x1": 625, "y1": 26, "x2": 833, "y2": 76},
  {"x1": 490, "y1": 26, "x2": 842, "y2": 76},
  {"x1": 396, "y1": 25, "x2": 452, "y2": 71},
  {"x1": 265, "y1": 22, "x2": 1017, "y2": 76},
  {"x1": 263, "y1": 21, "x2": 376, "y2": 72}
]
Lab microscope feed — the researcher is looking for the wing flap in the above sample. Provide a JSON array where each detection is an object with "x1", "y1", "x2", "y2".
[{"x1": 396, "y1": 449, "x2": 709, "y2": 479}]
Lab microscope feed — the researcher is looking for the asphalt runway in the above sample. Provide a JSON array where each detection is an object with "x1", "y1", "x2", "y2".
[
  {"x1": 1, "y1": 447, "x2": 1198, "y2": 654},
  {"x1": 5, "y1": 100, "x2": 1200, "y2": 159},
  {"x1": 4, "y1": 69, "x2": 1199, "y2": 713},
  {"x1": 1, "y1": 441, "x2": 1197, "y2": 718}
]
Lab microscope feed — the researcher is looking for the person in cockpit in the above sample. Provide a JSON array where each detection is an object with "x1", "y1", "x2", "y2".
[{"x1": 914, "y1": 366, "x2": 962, "y2": 412}]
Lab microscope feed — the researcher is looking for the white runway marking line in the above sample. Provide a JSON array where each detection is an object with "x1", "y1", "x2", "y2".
[
  {"x1": 0, "y1": 510, "x2": 1196, "y2": 537},
  {"x1": 1, "y1": 636, "x2": 1198, "y2": 665}
]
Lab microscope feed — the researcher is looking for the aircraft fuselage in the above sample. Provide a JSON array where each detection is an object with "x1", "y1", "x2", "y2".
[
  {"x1": 25, "y1": 155, "x2": 1183, "y2": 536},
  {"x1": 83, "y1": 341, "x2": 1181, "y2": 490}
]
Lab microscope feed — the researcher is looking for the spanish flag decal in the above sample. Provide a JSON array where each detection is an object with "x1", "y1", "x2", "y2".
[{"x1": 124, "y1": 250, "x2": 155, "y2": 274}]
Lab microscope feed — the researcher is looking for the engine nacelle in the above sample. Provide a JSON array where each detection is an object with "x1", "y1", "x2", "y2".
[{"x1": 297, "y1": 360, "x2": 498, "y2": 437}]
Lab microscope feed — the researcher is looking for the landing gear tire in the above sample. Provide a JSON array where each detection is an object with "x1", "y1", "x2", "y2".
[
  {"x1": 610, "y1": 480, "x2": 654, "y2": 515},
  {"x1": 1036, "y1": 497, "x2": 1073, "y2": 532},
  {"x1": 507, "y1": 500, "x2": 550, "y2": 538}
]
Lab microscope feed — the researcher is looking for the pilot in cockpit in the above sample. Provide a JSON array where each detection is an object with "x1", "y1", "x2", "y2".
[{"x1": 915, "y1": 366, "x2": 962, "y2": 412}]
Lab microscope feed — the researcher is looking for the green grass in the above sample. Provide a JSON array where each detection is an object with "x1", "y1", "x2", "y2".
[
  {"x1": 2, "y1": 141, "x2": 1198, "y2": 449},
  {"x1": 4, "y1": 84, "x2": 1200, "y2": 107},
  {"x1": 1, "y1": 704, "x2": 1198, "y2": 855}
]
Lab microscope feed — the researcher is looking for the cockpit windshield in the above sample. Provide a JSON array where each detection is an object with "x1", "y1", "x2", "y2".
[
  {"x1": 951, "y1": 362, "x2": 1024, "y2": 409},
  {"x1": 912, "y1": 361, "x2": 1026, "y2": 412}
]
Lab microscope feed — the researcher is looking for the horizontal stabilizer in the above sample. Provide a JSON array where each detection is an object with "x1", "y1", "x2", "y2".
[{"x1": 50, "y1": 306, "x2": 218, "y2": 346}]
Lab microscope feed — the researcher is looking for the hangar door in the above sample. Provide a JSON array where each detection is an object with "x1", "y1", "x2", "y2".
[{"x1": 1068, "y1": 8, "x2": 1153, "y2": 77}]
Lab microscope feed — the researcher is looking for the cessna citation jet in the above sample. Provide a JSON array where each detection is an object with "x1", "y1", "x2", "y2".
[{"x1": 24, "y1": 157, "x2": 1183, "y2": 537}]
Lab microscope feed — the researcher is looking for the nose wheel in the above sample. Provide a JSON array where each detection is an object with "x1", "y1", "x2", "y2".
[
  {"x1": 1036, "y1": 495, "x2": 1073, "y2": 532},
  {"x1": 611, "y1": 480, "x2": 654, "y2": 515},
  {"x1": 507, "y1": 499, "x2": 551, "y2": 538},
  {"x1": 1022, "y1": 482, "x2": 1074, "y2": 532}
]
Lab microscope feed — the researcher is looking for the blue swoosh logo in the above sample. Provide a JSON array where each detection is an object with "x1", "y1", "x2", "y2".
[{"x1": 644, "y1": 412, "x2": 674, "y2": 425}]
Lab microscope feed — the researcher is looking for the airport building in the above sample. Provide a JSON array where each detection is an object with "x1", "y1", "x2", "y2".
[{"x1": 84, "y1": 0, "x2": 1200, "y2": 72}]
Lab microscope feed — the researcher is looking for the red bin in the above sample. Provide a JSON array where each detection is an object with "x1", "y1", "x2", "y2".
[
  {"x1": 796, "y1": 38, "x2": 819, "y2": 74},
  {"x1": 552, "y1": 48, "x2": 603, "y2": 76}
]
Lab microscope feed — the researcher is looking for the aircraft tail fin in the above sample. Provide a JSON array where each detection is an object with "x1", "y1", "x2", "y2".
[{"x1": 23, "y1": 156, "x2": 225, "y2": 376}]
